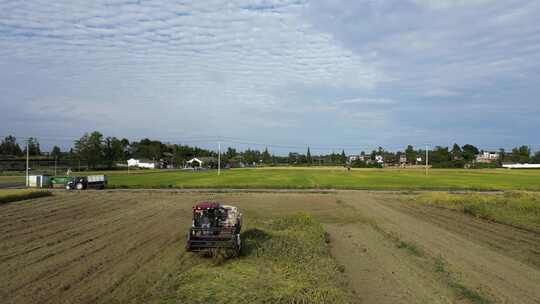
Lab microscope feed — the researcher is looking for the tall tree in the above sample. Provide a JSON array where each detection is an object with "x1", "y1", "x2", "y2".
[
  {"x1": 532, "y1": 150, "x2": 540, "y2": 164},
  {"x1": 24, "y1": 137, "x2": 41, "y2": 156},
  {"x1": 0, "y1": 135, "x2": 22, "y2": 156},
  {"x1": 75, "y1": 131, "x2": 104, "y2": 169},
  {"x1": 498, "y1": 148, "x2": 505, "y2": 166},
  {"x1": 288, "y1": 152, "x2": 297, "y2": 165},
  {"x1": 51, "y1": 146, "x2": 62, "y2": 159},
  {"x1": 103, "y1": 137, "x2": 125, "y2": 168},
  {"x1": 120, "y1": 138, "x2": 130, "y2": 160},
  {"x1": 226, "y1": 147, "x2": 237, "y2": 161},
  {"x1": 511, "y1": 146, "x2": 531, "y2": 163},
  {"x1": 243, "y1": 149, "x2": 261, "y2": 165},
  {"x1": 405, "y1": 145, "x2": 416, "y2": 164},
  {"x1": 133, "y1": 138, "x2": 165, "y2": 160},
  {"x1": 431, "y1": 146, "x2": 451, "y2": 167},
  {"x1": 462, "y1": 144, "x2": 479, "y2": 162},
  {"x1": 451, "y1": 143, "x2": 462, "y2": 160},
  {"x1": 262, "y1": 147, "x2": 271, "y2": 164},
  {"x1": 341, "y1": 150, "x2": 346, "y2": 164},
  {"x1": 306, "y1": 147, "x2": 312, "y2": 165}
]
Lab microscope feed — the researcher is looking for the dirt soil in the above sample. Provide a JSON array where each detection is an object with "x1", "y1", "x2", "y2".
[
  {"x1": 1, "y1": 190, "x2": 539, "y2": 303},
  {"x1": 328, "y1": 192, "x2": 540, "y2": 304}
]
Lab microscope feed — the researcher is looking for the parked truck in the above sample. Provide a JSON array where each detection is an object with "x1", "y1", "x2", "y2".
[
  {"x1": 49, "y1": 176, "x2": 71, "y2": 188},
  {"x1": 66, "y1": 175, "x2": 107, "y2": 190}
]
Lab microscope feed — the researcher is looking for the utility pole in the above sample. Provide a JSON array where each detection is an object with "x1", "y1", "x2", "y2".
[
  {"x1": 25, "y1": 140, "x2": 29, "y2": 187},
  {"x1": 425, "y1": 145, "x2": 429, "y2": 176},
  {"x1": 218, "y1": 141, "x2": 221, "y2": 176},
  {"x1": 54, "y1": 155, "x2": 57, "y2": 176}
]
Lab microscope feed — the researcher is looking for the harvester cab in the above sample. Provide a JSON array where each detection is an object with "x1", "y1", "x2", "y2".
[{"x1": 186, "y1": 202, "x2": 242, "y2": 256}]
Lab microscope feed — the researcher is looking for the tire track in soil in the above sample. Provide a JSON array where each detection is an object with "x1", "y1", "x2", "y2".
[
  {"x1": 0, "y1": 195, "x2": 75, "y2": 225},
  {"x1": 3, "y1": 208, "x2": 164, "y2": 295},
  {"x1": 0, "y1": 194, "x2": 137, "y2": 240},
  {"x1": 70, "y1": 219, "x2": 183, "y2": 304},
  {"x1": 386, "y1": 200, "x2": 540, "y2": 268},
  {"x1": 0, "y1": 201, "x2": 157, "y2": 263},
  {"x1": 326, "y1": 224, "x2": 455, "y2": 304},
  {"x1": 40, "y1": 204, "x2": 185, "y2": 304},
  {"x1": 2, "y1": 192, "x2": 192, "y2": 304},
  {"x1": 333, "y1": 193, "x2": 540, "y2": 304}
]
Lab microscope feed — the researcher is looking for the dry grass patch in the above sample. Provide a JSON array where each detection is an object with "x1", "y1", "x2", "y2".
[
  {"x1": 412, "y1": 191, "x2": 540, "y2": 231},
  {"x1": 159, "y1": 214, "x2": 352, "y2": 304},
  {"x1": 0, "y1": 189, "x2": 52, "y2": 204}
]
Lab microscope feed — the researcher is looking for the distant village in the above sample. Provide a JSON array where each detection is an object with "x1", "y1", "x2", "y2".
[{"x1": 1, "y1": 133, "x2": 540, "y2": 172}]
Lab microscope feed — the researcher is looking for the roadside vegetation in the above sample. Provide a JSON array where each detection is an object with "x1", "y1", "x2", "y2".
[
  {"x1": 413, "y1": 191, "x2": 540, "y2": 231},
  {"x1": 158, "y1": 214, "x2": 352, "y2": 304},
  {"x1": 0, "y1": 189, "x2": 52, "y2": 204}
]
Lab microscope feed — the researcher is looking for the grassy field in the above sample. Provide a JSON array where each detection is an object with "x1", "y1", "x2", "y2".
[
  {"x1": 412, "y1": 191, "x2": 540, "y2": 231},
  {"x1": 3, "y1": 167, "x2": 540, "y2": 190},
  {"x1": 0, "y1": 189, "x2": 52, "y2": 204},
  {"x1": 103, "y1": 167, "x2": 540, "y2": 190}
]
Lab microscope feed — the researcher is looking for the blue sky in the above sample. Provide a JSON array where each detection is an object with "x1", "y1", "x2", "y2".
[{"x1": 1, "y1": 0, "x2": 539, "y2": 153}]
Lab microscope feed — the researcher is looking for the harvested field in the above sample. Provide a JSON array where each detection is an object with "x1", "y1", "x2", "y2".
[{"x1": 1, "y1": 190, "x2": 539, "y2": 303}]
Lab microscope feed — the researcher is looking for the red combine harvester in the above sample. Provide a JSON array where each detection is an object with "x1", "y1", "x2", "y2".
[{"x1": 186, "y1": 202, "x2": 242, "y2": 256}]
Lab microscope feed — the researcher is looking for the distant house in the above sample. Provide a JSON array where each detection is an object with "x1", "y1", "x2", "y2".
[
  {"x1": 227, "y1": 156, "x2": 246, "y2": 168},
  {"x1": 186, "y1": 157, "x2": 217, "y2": 169},
  {"x1": 375, "y1": 155, "x2": 384, "y2": 164},
  {"x1": 127, "y1": 158, "x2": 156, "y2": 169},
  {"x1": 399, "y1": 155, "x2": 407, "y2": 164},
  {"x1": 348, "y1": 155, "x2": 359, "y2": 163},
  {"x1": 476, "y1": 151, "x2": 499, "y2": 163}
]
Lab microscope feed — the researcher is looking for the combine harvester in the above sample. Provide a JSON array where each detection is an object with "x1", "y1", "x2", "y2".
[{"x1": 186, "y1": 202, "x2": 242, "y2": 256}]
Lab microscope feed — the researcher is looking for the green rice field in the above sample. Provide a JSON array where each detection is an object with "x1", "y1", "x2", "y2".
[
  {"x1": 2, "y1": 167, "x2": 540, "y2": 190},
  {"x1": 89, "y1": 168, "x2": 540, "y2": 190}
]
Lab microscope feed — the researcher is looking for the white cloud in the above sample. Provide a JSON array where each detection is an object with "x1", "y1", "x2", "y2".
[
  {"x1": 423, "y1": 89, "x2": 460, "y2": 97},
  {"x1": 338, "y1": 97, "x2": 395, "y2": 105},
  {"x1": 1, "y1": 0, "x2": 540, "y2": 151}
]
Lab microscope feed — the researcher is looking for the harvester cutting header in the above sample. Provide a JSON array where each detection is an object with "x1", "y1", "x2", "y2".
[{"x1": 186, "y1": 202, "x2": 242, "y2": 256}]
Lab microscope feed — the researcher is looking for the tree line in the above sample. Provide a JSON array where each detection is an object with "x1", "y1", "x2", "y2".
[{"x1": 1, "y1": 133, "x2": 540, "y2": 169}]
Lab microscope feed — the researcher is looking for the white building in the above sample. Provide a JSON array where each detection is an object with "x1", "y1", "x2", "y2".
[
  {"x1": 502, "y1": 163, "x2": 540, "y2": 169},
  {"x1": 348, "y1": 155, "x2": 359, "y2": 162},
  {"x1": 186, "y1": 157, "x2": 217, "y2": 168},
  {"x1": 399, "y1": 155, "x2": 407, "y2": 164},
  {"x1": 127, "y1": 158, "x2": 156, "y2": 169},
  {"x1": 476, "y1": 151, "x2": 499, "y2": 163},
  {"x1": 186, "y1": 158, "x2": 203, "y2": 167}
]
